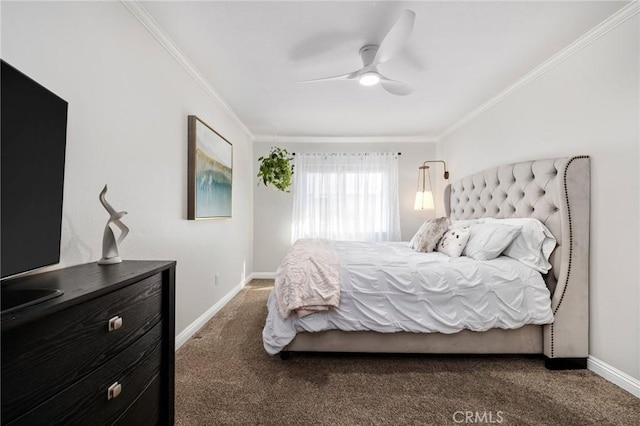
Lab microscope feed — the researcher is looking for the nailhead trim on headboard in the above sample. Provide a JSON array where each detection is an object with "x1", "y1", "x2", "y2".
[{"x1": 550, "y1": 155, "x2": 589, "y2": 357}]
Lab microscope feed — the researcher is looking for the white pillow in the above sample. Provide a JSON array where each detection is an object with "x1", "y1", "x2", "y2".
[
  {"x1": 485, "y1": 218, "x2": 557, "y2": 273},
  {"x1": 410, "y1": 217, "x2": 449, "y2": 252},
  {"x1": 437, "y1": 228, "x2": 471, "y2": 257},
  {"x1": 450, "y1": 218, "x2": 486, "y2": 229},
  {"x1": 463, "y1": 223, "x2": 521, "y2": 261}
]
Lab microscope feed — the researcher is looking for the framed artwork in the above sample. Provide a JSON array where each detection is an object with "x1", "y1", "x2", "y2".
[{"x1": 188, "y1": 115, "x2": 233, "y2": 219}]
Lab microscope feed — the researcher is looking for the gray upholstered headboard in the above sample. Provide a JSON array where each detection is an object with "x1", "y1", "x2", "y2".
[
  {"x1": 443, "y1": 156, "x2": 590, "y2": 359},
  {"x1": 444, "y1": 156, "x2": 587, "y2": 291}
]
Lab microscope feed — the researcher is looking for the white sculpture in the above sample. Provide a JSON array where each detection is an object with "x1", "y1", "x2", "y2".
[{"x1": 98, "y1": 185, "x2": 129, "y2": 265}]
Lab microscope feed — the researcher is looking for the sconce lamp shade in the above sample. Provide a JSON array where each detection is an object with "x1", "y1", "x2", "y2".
[
  {"x1": 414, "y1": 160, "x2": 448, "y2": 211},
  {"x1": 414, "y1": 190, "x2": 435, "y2": 210}
]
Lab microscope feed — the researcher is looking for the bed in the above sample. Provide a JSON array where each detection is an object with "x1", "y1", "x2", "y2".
[{"x1": 263, "y1": 156, "x2": 590, "y2": 369}]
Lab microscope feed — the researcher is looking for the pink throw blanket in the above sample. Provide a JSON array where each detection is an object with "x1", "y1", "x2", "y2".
[{"x1": 274, "y1": 239, "x2": 341, "y2": 319}]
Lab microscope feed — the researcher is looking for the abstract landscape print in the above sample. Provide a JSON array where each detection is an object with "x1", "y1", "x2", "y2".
[{"x1": 188, "y1": 116, "x2": 232, "y2": 219}]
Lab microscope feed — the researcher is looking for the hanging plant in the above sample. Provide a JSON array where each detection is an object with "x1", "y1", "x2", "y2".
[{"x1": 257, "y1": 146, "x2": 294, "y2": 192}]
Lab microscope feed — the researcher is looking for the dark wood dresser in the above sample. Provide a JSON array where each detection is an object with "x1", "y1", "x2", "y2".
[{"x1": 1, "y1": 261, "x2": 176, "y2": 425}]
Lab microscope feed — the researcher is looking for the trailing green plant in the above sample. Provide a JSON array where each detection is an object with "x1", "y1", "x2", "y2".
[{"x1": 257, "y1": 146, "x2": 294, "y2": 192}]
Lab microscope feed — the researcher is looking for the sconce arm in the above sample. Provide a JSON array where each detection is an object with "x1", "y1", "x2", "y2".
[{"x1": 419, "y1": 160, "x2": 449, "y2": 180}]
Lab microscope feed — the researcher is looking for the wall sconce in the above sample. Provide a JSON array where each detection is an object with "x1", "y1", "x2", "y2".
[{"x1": 414, "y1": 160, "x2": 449, "y2": 211}]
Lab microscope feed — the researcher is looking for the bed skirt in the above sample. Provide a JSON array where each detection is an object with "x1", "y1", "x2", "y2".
[{"x1": 285, "y1": 325, "x2": 542, "y2": 354}]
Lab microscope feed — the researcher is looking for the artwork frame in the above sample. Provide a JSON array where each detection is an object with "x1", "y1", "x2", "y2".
[{"x1": 188, "y1": 115, "x2": 233, "y2": 220}]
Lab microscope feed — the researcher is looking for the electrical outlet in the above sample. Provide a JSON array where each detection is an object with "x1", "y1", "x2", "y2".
[{"x1": 214, "y1": 273, "x2": 219, "y2": 286}]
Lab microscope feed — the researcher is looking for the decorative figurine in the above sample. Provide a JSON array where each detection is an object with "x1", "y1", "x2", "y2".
[{"x1": 98, "y1": 185, "x2": 129, "y2": 265}]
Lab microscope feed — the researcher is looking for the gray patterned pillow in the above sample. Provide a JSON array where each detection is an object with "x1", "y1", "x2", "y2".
[{"x1": 410, "y1": 217, "x2": 450, "y2": 252}]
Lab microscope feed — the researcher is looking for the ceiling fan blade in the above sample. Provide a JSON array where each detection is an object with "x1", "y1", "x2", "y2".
[
  {"x1": 299, "y1": 70, "x2": 360, "y2": 83},
  {"x1": 373, "y1": 9, "x2": 415, "y2": 65},
  {"x1": 380, "y1": 77, "x2": 413, "y2": 96}
]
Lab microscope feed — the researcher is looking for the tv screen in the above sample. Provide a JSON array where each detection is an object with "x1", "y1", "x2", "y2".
[{"x1": 1, "y1": 60, "x2": 68, "y2": 279}]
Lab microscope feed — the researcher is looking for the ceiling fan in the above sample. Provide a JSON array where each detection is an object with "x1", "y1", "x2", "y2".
[{"x1": 300, "y1": 9, "x2": 416, "y2": 96}]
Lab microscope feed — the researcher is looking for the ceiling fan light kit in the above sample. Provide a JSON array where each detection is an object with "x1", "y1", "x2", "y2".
[
  {"x1": 300, "y1": 9, "x2": 416, "y2": 96},
  {"x1": 359, "y1": 72, "x2": 380, "y2": 86}
]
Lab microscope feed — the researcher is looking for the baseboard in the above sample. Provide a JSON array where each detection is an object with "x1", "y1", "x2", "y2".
[
  {"x1": 175, "y1": 275, "x2": 252, "y2": 350},
  {"x1": 588, "y1": 356, "x2": 640, "y2": 398},
  {"x1": 252, "y1": 272, "x2": 276, "y2": 279}
]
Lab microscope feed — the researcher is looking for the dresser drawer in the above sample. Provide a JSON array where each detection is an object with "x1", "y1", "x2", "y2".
[
  {"x1": 9, "y1": 321, "x2": 163, "y2": 426},
  {"x1": 1, "y1": 273, "x2": 163, "y2": 421},
  {"x1": 114, "y1": 373, "x2": 162, "y2": 426}
]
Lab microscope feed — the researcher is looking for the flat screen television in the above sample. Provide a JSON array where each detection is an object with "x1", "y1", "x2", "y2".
[{"x1": 1, "y1": 60, "x2": 68, "y2": 279}]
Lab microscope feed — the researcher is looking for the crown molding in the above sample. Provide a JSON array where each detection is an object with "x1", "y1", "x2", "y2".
[
  {"x1": 437, "y1": 1, "x2": 640, "y2": 142},
  {"x1": 121, "y1": 0, "x2": 638, "y2": 145},
  {"x1": 120, "y1": 1, "x2": 254, "y2": 139},
  {"x1": 253, "y1": 135, "x2": 438, "y2": 144}
]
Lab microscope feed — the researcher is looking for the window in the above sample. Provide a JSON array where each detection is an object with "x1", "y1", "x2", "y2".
[{"x1": 291, "y1": 153, "x2": 401, "y2": 242}]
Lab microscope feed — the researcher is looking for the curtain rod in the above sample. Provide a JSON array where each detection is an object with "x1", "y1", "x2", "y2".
[{"x1": 291, "y1": 152, "x2": 401, "y2": 156}]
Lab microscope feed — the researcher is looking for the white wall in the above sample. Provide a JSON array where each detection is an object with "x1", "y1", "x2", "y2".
[
  {"x1": 253, "y1": 141, "x2": 438, "y2": 273},
  {"x1": 438, "y1": 15, "x2": 639, "y2": 380},
  {"x1": 1, "y1": 2, "x2": 254, "y2": 336}
]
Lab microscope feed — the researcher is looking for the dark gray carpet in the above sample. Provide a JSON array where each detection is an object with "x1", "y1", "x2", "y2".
[{"x1": 175, "y1": 280, "x2": 640, "y2": 425}]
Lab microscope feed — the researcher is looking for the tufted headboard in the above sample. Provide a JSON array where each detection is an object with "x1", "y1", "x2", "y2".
[
  {"x1": 443, "y1": 156, "x2": 590, "y2": 359},
  {"x1": 444, "y1": 156, "x2": 588, "y2": 291}
]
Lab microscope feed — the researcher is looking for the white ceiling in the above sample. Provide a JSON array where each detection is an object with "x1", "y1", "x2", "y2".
[{"x1": 141, "y1": 1, "x2": 628, "y2": 140}]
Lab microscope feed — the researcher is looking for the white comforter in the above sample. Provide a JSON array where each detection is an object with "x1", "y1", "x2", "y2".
[{"x1": 262, "y1": 241, "x2": 554, "y2": 355}]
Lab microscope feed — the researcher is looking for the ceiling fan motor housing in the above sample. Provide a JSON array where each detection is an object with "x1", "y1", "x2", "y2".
[{"x1": 359, "y1": 44, "x2": 379, "y2": 66}]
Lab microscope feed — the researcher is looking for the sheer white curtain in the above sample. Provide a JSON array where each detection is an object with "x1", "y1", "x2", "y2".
[{"x1": 291, "y1": 152, "x2": 401, "y2": 243}]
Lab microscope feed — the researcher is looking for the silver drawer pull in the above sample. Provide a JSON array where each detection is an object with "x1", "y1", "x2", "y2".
[
  {"x1": 107, "y1": 382, "x2": 122, "y2": 400},
  {"x1": 108, "y1": 316, "x2": 123, "y2": 331}
]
